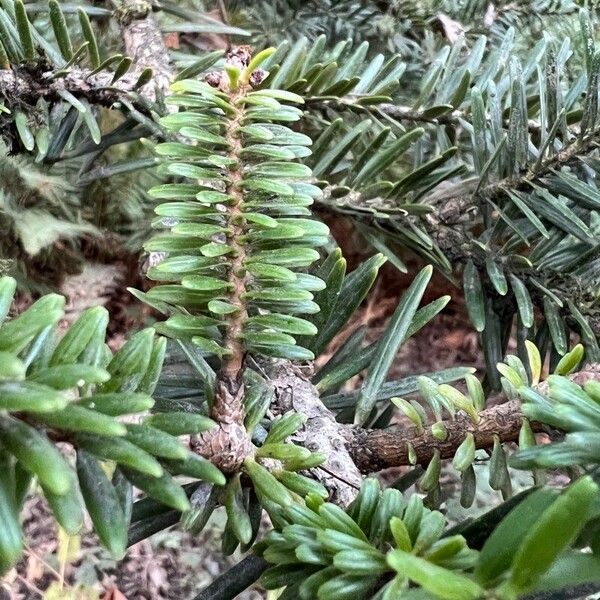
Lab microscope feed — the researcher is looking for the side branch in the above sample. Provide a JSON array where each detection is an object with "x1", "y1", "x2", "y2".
[
  {"x1": 0, "y1": 0, "x2": 173, "y2": 109},
  {"x1": 115, "y1": 0, "x2": 173, "y2": 98},
  {"x1": 269, "y1": 361, "x2": 600, "y2": 476},
  {"x1": 346, "y1": 364, "x2": 600, "y2": 471},
  {"x1": 269, "y1": 361, "x2": 362, "y2": 507},
  {"x1": 345, "y1": 400, "x2": 527, "y2": 471}
]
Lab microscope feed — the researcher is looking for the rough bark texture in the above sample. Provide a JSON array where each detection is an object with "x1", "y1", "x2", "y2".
[
  {"x1": 0, "y1": 0, "x2": 173, "y2": 109},
  {"x1": 0, "y1": 67, "x2": 139, "y2": 106},
  {"x1": 115, "y1": 0, "x2": 173, "y2": 99},
  {"x1": 191, "y1": 377, "x2": 253, "y2": 473},
  {"x1": 269, "y1": 362, "x2": 600, "y2": 479},
  {"x1": 268, "y1": 361, "x2": 363, "y2": 507},
  {"x1": 346, "y1": 399, "x2": 527, "y2": 471}
]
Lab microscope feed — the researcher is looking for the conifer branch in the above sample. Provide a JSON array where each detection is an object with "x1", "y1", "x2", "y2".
[
  {"x1": 115, "y1": 0, "x2": 173, "y2": 98},
  {"x1": 0, "y1": 0, "x2": 172, "y2": 110},
  {"x1": 273, "y1": 359, "x2": 600, "y2": 475}
]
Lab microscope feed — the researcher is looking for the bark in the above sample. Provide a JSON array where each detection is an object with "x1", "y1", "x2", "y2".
[
  {"x1": 0, "y1": 67, "x2": 139, "y2": 107},
  {"x1": 115, "y1": 0, "x2": 173, "y2": 99},
  {"x1": 346, "y1": 399, "x2": 527, "y2": 472},
  {"x1": 268, "y1": 361, "x2": 362, "y2": 507},
  {"x1": 191, "y1": 377, "x2": 253, "y2": 473},
  {"x1": 270, "y1": 362, "x2": 600, "y2": 478},
  {"x1": 0, "y1": 0, "x2": 173, "y2": 108}
]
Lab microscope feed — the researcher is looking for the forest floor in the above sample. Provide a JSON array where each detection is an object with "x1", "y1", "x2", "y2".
[{"x1": 4, "y1": 227, "x2": 501, "y2": 600}]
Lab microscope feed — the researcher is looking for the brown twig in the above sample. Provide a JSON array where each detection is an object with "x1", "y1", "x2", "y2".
[
  {"x1": 189, "y1": 49, "x2": 255, "y2": 474},
  {"x1": 346, "y1": 399, "x2": 527, "y2": 471},
  {"x1": 270, "y1": 360, "x2": 600, "y2": 479}
]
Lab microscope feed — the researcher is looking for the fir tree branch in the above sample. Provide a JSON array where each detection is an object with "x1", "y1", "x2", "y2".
[
  {"x1": 271, "y1": 360, "x2": 600, "y2": 475},
  {"x1": 115, "y1": 0, "x2": 173, "y2": 98},
  {"x1": 0, "y1": 0, "x2": 173, "y2": 109},
  {"x1": 307, "y1": 98, "x2": 546, "y2": 137},
  {"x1": 317, "y1": 127, "x2": 600, "y2": 331},
  {"x1": 349, "y1": 363, "x2": 600, "y2": 470},
  {"x1": 0, "y1": 67, "x2": 142, "y2": 107},
  {"x1": 347, "y1": 399, "x2": 527, "y2": 471}
]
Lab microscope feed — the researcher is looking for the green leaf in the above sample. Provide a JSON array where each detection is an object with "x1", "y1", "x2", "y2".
[
  {"x1": 0, "y1": 277, "x2": 16, "y2": 326},
  {"x1": 163, "y1": 454, "x2": 225, "y2": 486},
  {"x1": 0, "y1": 471, "x2": 23, "y2": 574},
  {"x1": 509, "y1": 275, "x2": 534, "y2": 328},
  {"x1": 181, "y1": 275, "x2": 231, "y2": 291},
  {"x1": 243, "y1": 331, "x2": 296, "y2": 346},
  {"x1": 50, "y1": 306, "x2": 108, "y2": 367},
  {"x1": 555, "y1": 344, "x2": 584, "y2": 376},
  {"x1": 353, "y1": 128, "x2": 424, "y2": 187},
  {"x1": 316, "y1": 574, "x2": 378, "y2": 599},
  {"x1": 14, "y1": 0, "x2": 34, "y2": 60},
  {"x1": 313, "y1": 254, "x2": 385, "y2": 355},
  {"x1": 387, "y1": 550, "x2": 484, "y2": 600},
  {"x1": 0, "y1": 353, "x2": 25, "y2": 381},
  {"x1": 246, "y1": 287, "x2": 312, "y2": 303},
  {"x1": 244, "y1": 372, "x2": 274, "y2": 434},
  {"x1": 124, "y1": 424, "x2": 187, "y2": 461},
  {"x1": 15, "y1": 110, "x2": 34, "y2": 151},
  {"x1": 175, "y1": 50, "x2": 224, "y2": 81},
  {"x1": 34, "y1": 405, "x2": 126, "y2": 437},
  {"x1": 134, "y1": 67, "x2": 153, "y2": 90},
  {"x1": 485, "y1": 258, "x2": 508, "y2": 296},
  {"x1": 463, "y1": 261, "x2": 486, "y2": 332},
  {"x1": 77, "y1": 450, "x2": 127, "y2": 558},
  {"x1": 313, "y1": 120, "x2": 371, "y2": 177},
  {"x1": 453, "y1": 434, "x2": 476, "y2": 472},
  {"x1": 195, "y1": 191, "x2": 233, "y2": 204},
  {"x1": 49, "y1": 0, "x2": 73, "y2": 61},
  {"x1": 77, "y1": 8, "x2": 99, "y2": 69},
  {"x1": 0, "y1": 415, "x2": 72, "y2": 496},
  {"x1": 110, "y1": 57, "x2": 132, "y2": 84},
  {"x1": 224, "y1": 474, "x2": 252, "y2": 545},
  {"x1": 506, "y1": 477, "x2": 598, "y2": 593},
  {"x1": 0, "y1": 381, "x2": 67, "y2": 413},
  {"x1": 275, "y1": 470, "x2": 328, "y2": 499},
  {"x1": 250, "y1": 161, "x2": 311, "y2": 179},
  {"x1": 355, "y1": 266, "x2": 432, "y2": 425},
  {"x1": 42, "y1": 472, "x2": 85, "y2": 537},
  {"x1": 77, "y1": 393, "x2": 154, "y2": 416},
  {"x1": 74, "y1": 434, "x2": 163, "y2": 478},
  {"x1": 244, "y1": 458, "x2": 293, "y2": 507},
  {"x1": 474, "y1": 488, "x2": 557, "y2": 585},
  {"x1": 247, "y1": 247, "x2": 320, "y2": 267},
  {"x1": 145, "y1": 413, "x2": 215, "y2": 436},
  {"x1": 102, "y1": 328, "x2": 154, "y2": 393},
  {"x1": 28, "y1": 364, "x2": 109, "y2": 389},
  {"x1": 544, "y1": 297, "x2": 567, "y2": 356},
  {"x1": 246, "y1": 314, "x2": 317, "y2": 336},
  {"x1": 265, "y1": 412, "x2": 307, "y2": 445},
  {"x1": 323, "y1": 367, "x2": 475, "y2": 409},
  {"x1": 122, "y1": 468, "x2": 190, "y2": 513},
  {"x1": 248, "y1": 343, "x2": 314, "y2": 361},
  {"x1": 356, "y1": 225, "x2": 407, "y2": 274},
  {"x1": 148, "y1": 184, "x2": 201, "y2": 200},
  {"x1": 534, "y1": 552, "x2": 600, "y2": 594}
]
